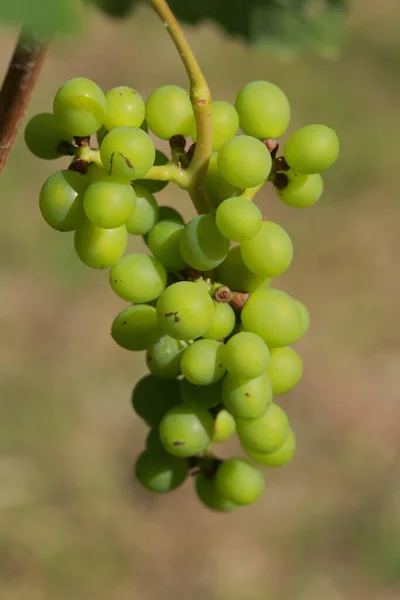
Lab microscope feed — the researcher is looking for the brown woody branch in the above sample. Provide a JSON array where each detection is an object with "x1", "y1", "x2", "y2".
[{"x1": 0, "y1": 29, "x2": 48, "y2": 174}]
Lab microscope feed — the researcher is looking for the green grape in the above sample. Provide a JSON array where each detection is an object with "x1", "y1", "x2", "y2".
[
  {"x1": 25, "y1": 113, "x2": 72, "y2": 160},
  {"x1": 110, "y1": 253, "x2": 167, "y2": 303},
  {"x1": 215, "y1": 458, "x2": 264, "y2": 506},
  {"x1": 74, "y1": 218, "x2": 127, "y2": 268},
  {"x1": 145, "y1": 428, "x2": 165, "y2": 453},
  {"x1": 180, "y1": 379, "x2": 222, "y2": 410},
  {"x1": 147, "y1": 219, "x2": 187, "y2": 271},
  {"x1": 136, "y1": 150, "x2": 169, "y2": 194},
  {"x1": 156, "y1": 281, "x2": 214, "y2": 340},
  {"x1": 96, "y1": 125, "x2": 108, "y2": 146},
  {"x1": 180, "y1": 339, "x2": 226, "y2": 386},
  {"x1": 241, "y1": 288, "x2": 304, "y2": 347},
  {"x1": 125, "y1": 183, "x2": 159, "y2": 235},
  {"x1": 135, "y1": 450, "x2": 187, "y2": 493},
  {"x1": 267, "y1": 347, "x2": 303, "y2": 395},
  {"x1": 236, "y1": 403, "x2": 290, "y2": 453},
  {"x1": 202, "y1": 300, "x2": 236, "y2": 340},
  {"x1": 146, "y1": 334, "x2": 187, "y2": 379},
  {"x1": 159, "y1": 405, "x2": 214, "y2": 457},
  {"x1": 224, "y1": 332, "x2": 269, "y2": 379},
  {"x1": 218, "y1": 135, "x2": 272, "y2": 189},
  {"x1": 295, "y1": 299, "x2": 310, "y2": 337},
  {"x1": 100, "y1": 126, "x2": 155, "y2": 180},
  {"x1": 83, "y1": 179, "x2": 136, "y2": 228},
  {"x1": 204, "y1": 152, "x2": 240, "y2": 210},
  {"x1": 86, "y1": 163, "x2": 108, "y2": 182},
  {"x1": 212, "y1": 409, "x2": 236, "y2": 443},
  {"x1": 244, "y1": 429, "x2": 296, "y2": 467},
  {"x1": 277, "y1": 171, "x2": 324, "y2": 208},
  {"x1": 111, "y1": 304, "x2": 161, "y2": 351},
  {"x1": 216, "y1": 246, "x2": 270, "y2": 293},
  {"x1": 195, "y1": 472, "x2": 237, "y2": 512},
  {"x1": 223, "y1": 372, "x2": 272, "y2": 420},
  {"x1": 235, "y1": 80, "x2": 290, "y2": 139},
  {"x1": 158, "y1": 206, "x2": 184, "y2": 223},
  {"x1": 104, "y1": 86, "x2": 145, "y2": 130},
  {"x1": 180, "y1": 214, "x2": 230, "y2": 271},
  {"x1": 215, "y1": 196, "x2": 262, "y2": 243},
  {"x1": 145, "y1": 85, "x2": 194, "y2": 139},
  {"x1": 284, "y1": 124, "x2": 339, "y2": 174},
  {"x1": 131, "y1": 375, "x2": 180, "y2": 426},
  {"x1": 53, "y1": 77, "x2": 106, "y2": 137},
  {"x1": 39, "y1": 170, "x2": 87, "y2": 231},
  {"x1": 240, "y1": 221, "x2": 293, "y2": 278},
  {"x1": 191, "y1": 100, "x2": 239, "y2": 151}
]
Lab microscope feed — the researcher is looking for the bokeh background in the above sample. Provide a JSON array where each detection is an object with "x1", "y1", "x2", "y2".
[{"x1": 1, "y1": 1, "x2": 400, "y2": 598}]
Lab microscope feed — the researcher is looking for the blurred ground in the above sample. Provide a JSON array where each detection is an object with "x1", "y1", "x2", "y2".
[{"x1": 1, "y1": 1, "x2": 400, "y2": 599}]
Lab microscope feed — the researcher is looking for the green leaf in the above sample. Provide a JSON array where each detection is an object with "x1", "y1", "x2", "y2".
[
  {"x1": 166, "y1": 0, "x2": 347, "y2": 57},
  {"x1": 0, "y1": 0, "x2": 83, "y2": 37}
]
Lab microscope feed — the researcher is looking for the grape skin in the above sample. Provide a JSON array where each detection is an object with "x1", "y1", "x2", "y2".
[
  {"x1": 202, "y1": 300, "x2": 236, "y2": 341},
  {"x1": 100, "y1": 126, "x2": 155, "y2": 181},
  {"x1": 216, "y1": 245, "x2": 270, "y2": 293},
  {"x1": 159, "y1": 405, "x2": 214, "y2": 458},
  {"x1": 146, "y1": 85, "x2": 194, "y2": 139},
  {"x1": 223, "y1": 372, "x2": 272, "y2": 420},
  {"x1": 39, "y1": 170, "x2": 87, "y2": 231},
  {"x1": 236, "y1": 403, "x2": 290, "y2": 454},
  {"x1": 126, "y1": 184, "x2": 159, "y2": 235},
  {"x1": 180, "y1": 339, "x2": 226, "y2": 386},
  {"x1": 74, "y1": 218, "x2": 127, "y2": 269},
  {"x1": 147, "y1": 219, "x2": 187, "y2": 271},
  {"x1": 284, "y1": 124, "x2": 339, "y2": 174},
  {"x1": 215, "y1": 458, "x2": 265, "y2": 506},
  {"x1": 110, "y1": 253, "x2": 167, "y2": 303},
  {"x1": 25, "y1": 113, "x2": 72, "y2": 160},
  {"x1": 104, "y1": 86, "x2": 145, "y2": 130},
  {"x1": 212, "y1": 409, "x2": 236, "y2": 444},
  {"x1": 53, "y1": 77, "x2": 106, "y2": 137},
  {"x1": 135, "y1": 450, "x2": 188, "y2": 493},
  {"x1": 191, "y1": 100, "x2": 239, "y2": 151},
  {"x1": 156, "y1": 281, "x2": 214, "y2": 341},
  {"x1": 277, "y1": 171, "x2": 324, "y2": 208},
  {"x1": 218, "y1": 135, "x2": 272, "y2": 189},
  {"x1": 83, "y1": 179, "x2": 136, "y2": 229},
  {"x1": 179, "y1": 214, "x2": 230, "y2": 271},
  {"x1": 180, "y1": 379, "x2": 222, "y2": 410},
  {"x1": 215, "y1": 196, "x2": 262, "y2": 243},
  {"x1": 146, "y1": 334, "x2": 187, "y2": 379},
  {"x1": 235, "y1": 80, "x2": 290, "y2": 139},
  {"x1": 131, "y1": 375, "x2": 180, "y2": 426},
  {"x1": 224, "y1": 331, "x2": 270, "y2": 379},
  {"x1": 267, "y1": 347, "x2": 303, "y2": 395},
  {"x1": 195, "y1": 472, "x2": 237, "y2": 512},
  {"x1": 244, "y1": 429, "x2": 296, "y2": 467},
  {"x1": 240, "y1": 221, "x2": 293, "y2": 278},
  {"x1": 111, "y1": 305, "x2": 162, "y2": 351},
  {"x1": 241, "y1": 288, "x2": 304, "y2": 347}
]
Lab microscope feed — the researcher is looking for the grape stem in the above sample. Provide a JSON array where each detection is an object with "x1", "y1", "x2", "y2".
[
  {"x1": 149, "y1": 0, "x2": 212, "y2": 215},
  {"x1": 0, "y1": 29, "x2": 48, "y2": 175},
  {"x1": 242, "y1": 183, "x2": 264, "y2": 201}
]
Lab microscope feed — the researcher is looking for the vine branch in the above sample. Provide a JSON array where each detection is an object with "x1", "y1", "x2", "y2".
[
  {"x1": 0, "y1": 29, "x2": 48, "y2": 174},
  {"x1": 149, "y1": 0, "x2": 212, "y2": 214}
]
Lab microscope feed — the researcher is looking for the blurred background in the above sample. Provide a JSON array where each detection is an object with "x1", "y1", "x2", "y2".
[{"x1": 1, "y1": 0, "x2": 400, "y2": 598}]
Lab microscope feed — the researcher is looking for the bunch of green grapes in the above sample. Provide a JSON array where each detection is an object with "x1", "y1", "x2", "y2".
[{"x1": 25, "y1": 76, "x2": 338, "y2": 512}]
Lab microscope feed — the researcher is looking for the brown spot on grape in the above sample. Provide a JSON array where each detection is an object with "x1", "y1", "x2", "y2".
[
  {"x1": 165, "y1": 311, "x2": 180, "y2": 323},
  {"x1": 173, "y1": 440, "x2": 184, "y2": 446},
  {"x1": 245, "y1": 393, "x2": 250, "y2": 397}
]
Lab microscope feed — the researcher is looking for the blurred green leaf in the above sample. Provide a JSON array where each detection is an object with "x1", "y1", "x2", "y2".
[
  {"x1": 167, "y1": 0, "x2": 347, "y2": 57},
  {"x1": 0, "y1": 0, "x2": 83, "y2": 37}
]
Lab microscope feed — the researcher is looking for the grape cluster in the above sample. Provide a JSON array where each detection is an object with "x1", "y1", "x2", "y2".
[{"x1": 26, "y1": 76, "x2": 338, "y2": 512}]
